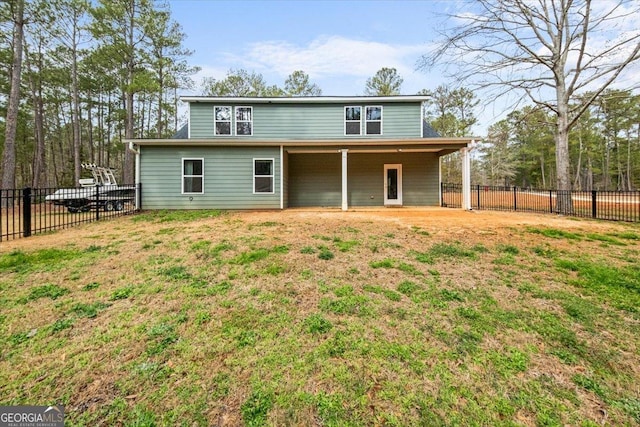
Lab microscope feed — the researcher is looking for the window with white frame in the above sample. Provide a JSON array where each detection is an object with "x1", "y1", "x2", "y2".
[
  {"x1": 366, "y1": 106, "x2": 382, "y2": 135},
  {"x1": 214, "y1": 106, "x2": 231, "y2": 135},
  {"x1": 253, "y1": 159, "x2": 274, "y2": 193},
  {"x1": 344, "y1": 106, "x2": 361, "y2": 135},
  {"x1": 236, "y1": 106, "x2": 253, "y2": 136},
  {"x1": 182, "y1": 158, "x2": 204, "y2": 194}
]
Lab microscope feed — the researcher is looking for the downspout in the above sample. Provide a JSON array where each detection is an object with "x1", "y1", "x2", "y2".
[{"x1": 128, "y1": 141, "x2": 141, "y2": 210}]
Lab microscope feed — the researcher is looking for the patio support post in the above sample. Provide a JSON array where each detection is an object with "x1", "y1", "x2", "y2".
[
  {"x1": 341, "y1": 149, "x2": 348, "y2": 211},
  {"x1": 129, "y1": 142, "x2": 141, "y2": 210},
  {"x1": 461, "y1": 142, "x2": 472, "y2": 210}
]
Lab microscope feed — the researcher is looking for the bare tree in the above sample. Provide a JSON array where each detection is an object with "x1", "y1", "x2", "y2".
[{"x1": 419, "y1": 0, "x2": 640, "y2": 213}]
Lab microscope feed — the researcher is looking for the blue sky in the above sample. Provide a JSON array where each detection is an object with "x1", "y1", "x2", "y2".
[
  {"x1": 166, "y1": 0, "x2": 640, "y2": 137},
  {"x1": 168, "y1": 0, "x2": 455, "y2": 96}
]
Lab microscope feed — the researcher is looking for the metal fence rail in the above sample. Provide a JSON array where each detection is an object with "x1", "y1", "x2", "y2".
[
  {"x1": 442, "y1": 183, "x2": 640, "y2": 222},
  {"x1": 1, "y1": 184, "x2": 140, "y2": 242}
]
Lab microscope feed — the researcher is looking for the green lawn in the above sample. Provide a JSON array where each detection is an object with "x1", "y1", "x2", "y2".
[{"x1": 1, "y1": 210, "x2": 639, "y2": 426}]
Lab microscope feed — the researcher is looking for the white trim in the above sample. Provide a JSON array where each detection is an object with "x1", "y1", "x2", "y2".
[
  {"x1": 280, "y1": 145, "x2": 284, "y2": 209},
  {"x1": 214, "y1": 106, "x2": 232, "y2": 136},
  {"x1": 384, "y1": 164, "x2": 403, "y2": 206},
  {"x1": 286, "y1": 148, "x2": 444, "y2": 154},
  {"x1": 344, "y1": 106, "x2": 362, "y2": 136},
  {"x1": 235, "y1": 106, "x2": 253, "y2": 136},
  {"x1": 438, "y1": 156, "x2": 442, "y2": 206},
  {"x1": 187, "y1": 103, "x2": 191, "y2": 138},
  {"x1": 461, "y1": 146, "x2": 471, "y2": 210},
  {"x1": 182, "y1": 158, "x2": 204, "y2": 194},
  {"x1": 181, "y1": 95, "x2": 430, "y2": 104},
  {"x1": 365, "y1": 105, "x2": 383, "y2": 135},
  {"x1": 341, "y1": 149, "x2": 348, "y2": 211},
  {"x1": 253, "y1": 158, "x2": 275, "y2": 194},
  {"x1": 126, "y1": 137, "x2": 475, "y2": 146}
]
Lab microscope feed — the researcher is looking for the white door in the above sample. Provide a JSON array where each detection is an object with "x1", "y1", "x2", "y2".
[{"x1": 384, "y1": 164, "x2": 402, "y2": 206}]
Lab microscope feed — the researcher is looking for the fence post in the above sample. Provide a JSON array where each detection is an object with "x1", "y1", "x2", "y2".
[
  {"x1": 513, "y1": 186, "x2": 517, "y2": 211},
  {"x1": 549, "y1": 190, "x2": 553, "y2": 213},
  {"x1": 476, "y1": 185, "x2": 480, "y2": 209},
  {"x1": 440, "y1": 182, "x2": 444, "y2": 207},
  {"x1": 137, "y1": 183, "x2": 142, "y2": 211},
  {"x1": 592, "y1": 190, "x2": 597, "y2": 219},
  {"x1": 22, "y1": 187, "x2": 32, "y2": 238}
]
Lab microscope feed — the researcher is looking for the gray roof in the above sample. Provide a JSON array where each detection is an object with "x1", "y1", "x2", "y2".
[
  {"x1": 423, "y1": 121, "x2": 441, "y2": 138},
  {"x1": 171, "y1": 124, "x2": 188, "y2": 139}
]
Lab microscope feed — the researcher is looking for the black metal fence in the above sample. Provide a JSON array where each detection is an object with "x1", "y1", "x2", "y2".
[
  {"x1": 442, "y1": 183, "x2": 640, "y2": 222},
  {"x1": 1, "y1": 184, "x2": 140, "y2": 242}
]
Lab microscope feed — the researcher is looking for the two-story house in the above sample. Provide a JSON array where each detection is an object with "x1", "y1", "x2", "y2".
[{"x1": 126, "y1": 96, "x2": 475, "y2": 210}]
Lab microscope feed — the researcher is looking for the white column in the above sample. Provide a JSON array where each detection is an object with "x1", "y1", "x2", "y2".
[
  {"x1": 131, "y1": 142, "x2": 141, "y2": 210},
  {"x1": 461, "y1": 143, "x2": 472, "y2": 210},
  {"x1": 341, "y1": 149, "x2": 348, "y2": 211},
  {"x1": 280, "y1": 145, "x2": 284, "y2": 210}
]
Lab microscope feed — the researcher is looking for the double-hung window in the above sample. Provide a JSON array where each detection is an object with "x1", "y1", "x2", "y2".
[
  {"x1": 253, "y1": 159, "x2": 274, "y2": 194},
  {"x1": 236, "y1": 106, "x2": 253, "y2": 136},
  {"x1": 214, "y1": 106, "x2": 231, "y2": 135},
  {"x1": 365, "y1": 106, "x2": 382, "y2": 135},
  {"x1": 215, "y1": 106, "x2": 252, "y2": 136},
  {"x1": 182, "y1": 158, "x2": 204, "y2": 194},
  {"x1": 344, "y1": 106, "x2": 361, "y2": 135}
]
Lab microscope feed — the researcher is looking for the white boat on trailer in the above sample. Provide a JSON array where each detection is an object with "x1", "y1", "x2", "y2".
[{"x1": 46, "y1": 164, "x2": 136, "y2": 213}]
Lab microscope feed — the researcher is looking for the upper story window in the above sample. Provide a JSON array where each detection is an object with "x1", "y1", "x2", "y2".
[
  {"x1": 345, "y1": 106, "x2": 361, "y2": 135},
  {"x1": 214, "y1": 106, "x2": 231, "y2": 135},
  {"x1": 366, "y1": 106, "x2": 382, "y2": 135},
  {"x1": 182, "y1": 158, "x2": 204, "y2": 194},
  {"x1": 214, "y1": 106, "x2": 252, "y2": 136},
  {"x1": 236, "y1": 107, "x2": 253, "y2": 136}
]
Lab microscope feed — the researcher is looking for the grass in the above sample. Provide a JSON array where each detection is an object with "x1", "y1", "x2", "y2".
[{"x1": 1, "y1": 210, "x2": 639, "y2": 425}]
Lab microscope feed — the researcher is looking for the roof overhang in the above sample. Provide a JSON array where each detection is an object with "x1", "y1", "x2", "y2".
[
  {"x1": 180, "y1": 95, "x2": 430, "y2": 104},
  {"x1": 125, "y1": 137, "x2": 474, "y2": 156}
]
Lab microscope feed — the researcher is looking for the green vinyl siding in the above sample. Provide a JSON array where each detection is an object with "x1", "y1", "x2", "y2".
[
  {"x1": 189, "y1": 102, "x2": 423, "y2": 139},
  {"x1": 288, "y1": 153, "x2": 342, "y2": 207},
  {"x1": 140, "y1": 146, "x2": 281, "y2": 209},
  {"x1": 347, "y1": 153, "x2": 439, "y2": 206},
  {"x1": 287, "y1": 152, "x2": 440, "y2": 208}
]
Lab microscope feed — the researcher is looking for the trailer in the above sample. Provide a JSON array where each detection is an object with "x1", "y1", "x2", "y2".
[{"x1": 46, "y1": 164, "x2": 136, "y2": 213}]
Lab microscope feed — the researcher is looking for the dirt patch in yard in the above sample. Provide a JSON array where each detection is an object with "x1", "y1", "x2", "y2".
[{"x1": 0, "y1": 207, "x2": 629, "y2": 253}]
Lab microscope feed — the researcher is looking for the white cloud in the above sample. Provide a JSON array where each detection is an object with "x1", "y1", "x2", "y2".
[
  {"x1": 188, "y1": 35, "x2": 444, "y2": 96},
  {"x1": 226, "y1": 35, "x2": 428, "y2": 80}
]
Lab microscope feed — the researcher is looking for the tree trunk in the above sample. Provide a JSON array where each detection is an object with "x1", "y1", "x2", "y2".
[
  {"x1": 573, "y1": 132, "x2": 583, "y2": 190},
  {"x1": 24, "y1": 41, "x2": 47, "y2": 188},
  {"x1": 1, "y1": 0, "x2": 25, "y2": 197},
  {"x1": 122, "y1": 1, "x2": 135, "y2": 184},
  {"x1": 555, "y1": 65, "x2": 573, "y2": 213},
  {"x1": 88, "y1": 97, "x2": 95, "y2": 164},
  {"x1": 72, "y1": 16, "x2": 82, "y2": 183}
]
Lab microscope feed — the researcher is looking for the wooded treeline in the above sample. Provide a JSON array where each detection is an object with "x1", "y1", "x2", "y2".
[
  {"x1": 0, "y1": 0, "x2": 198, "y2": 189},
  {"x1": 477, "y1": 89, "x2": 640, "y2": 191},
  {"x1": 1, "y1": 0, "x2": 638, "y2": 193}
]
